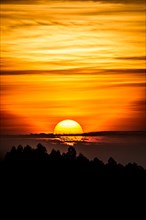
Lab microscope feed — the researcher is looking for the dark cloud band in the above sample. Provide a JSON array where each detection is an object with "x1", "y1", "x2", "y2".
[
  {"x1": 1, "y1": 0, "x2": 145, "y2": 4},
  {"x1": 0, "y1": 69, "x2": 145, "y2": 75},
  {"x1": 116, "y1": 56, "x2": 146, "y2": 61}
]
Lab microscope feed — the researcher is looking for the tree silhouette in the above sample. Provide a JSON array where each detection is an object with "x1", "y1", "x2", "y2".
[
  {"x1": 66, "y1": 146, "x2": 77, "y2": 160},
  {"x1": 36, "y1": 143, "x2": 47, "y2": 154},
  {"x1": 50, "y1": 149, "x2": 61, "y2": 161},
  {"x1": 1, "y1": 143, "x2": 146, "y2": 191}
]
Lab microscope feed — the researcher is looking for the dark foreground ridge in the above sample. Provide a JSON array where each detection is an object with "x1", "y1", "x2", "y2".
[{"x1": 1, "y1": 144, "x2": 146, "y2": 217}]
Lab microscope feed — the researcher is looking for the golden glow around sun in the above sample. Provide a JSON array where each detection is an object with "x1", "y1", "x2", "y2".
[{"x1": 54, "y1": 120, "x2": 83, "y2": 135}]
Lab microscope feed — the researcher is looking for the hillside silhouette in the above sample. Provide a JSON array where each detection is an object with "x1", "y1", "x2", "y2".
[{"x1": 1, "y1": 144, "x2": 146, "y2": 218}]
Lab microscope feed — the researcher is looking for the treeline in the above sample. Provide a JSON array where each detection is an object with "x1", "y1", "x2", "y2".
[
  {"x1": 1, "y1": 143, "x2": 146, "y2": 217},
  {"x1": 1, "y1": 143, "x2": 145, "y2": 180}
]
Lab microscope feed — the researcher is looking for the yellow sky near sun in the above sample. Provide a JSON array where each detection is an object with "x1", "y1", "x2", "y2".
[{"x1": 0, "y1": 0, "x2": 146, "y2": 134}]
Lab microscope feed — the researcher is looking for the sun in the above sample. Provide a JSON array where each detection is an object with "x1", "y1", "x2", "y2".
[{"x1": 54, "y1": 119, "x2": 83, "y2": 135}]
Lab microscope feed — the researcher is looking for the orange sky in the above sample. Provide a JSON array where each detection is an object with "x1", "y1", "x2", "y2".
[{"x1": 0, "y1": 0, "x2": 146, "y2": 134}]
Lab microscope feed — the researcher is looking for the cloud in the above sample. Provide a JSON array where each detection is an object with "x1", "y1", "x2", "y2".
[
  {"x1": 0, "y1": 68, "x2": 145, "y2": 76},
  {"x1": 131, "y1": 100, "x2": 146, "y2": 112},
  {"x1": 0, "y1": 110, "x2": 32, "y2": 135},
  {"x1": 128, "y1": 100, "x2": 146, "y2": 131},
  {"x1": 103, "y1": 69, "x2": 146, "y2": 75},
  {"x1": 1, "y1": 0, "x2": 39, "y2": 4},
  {"x1": 116, "y1": 56, "x2": 146, "y2": 61},
  {"x1": 1, "y1": 0, "x2": 145, "y2": 4},
  {"x1": 100, "y1": 82, "x2": 146, "y2": 90},
  {"x1": 109, "y1": 98, "x2": 146, "y2": 132},
  {"x1": 1, "y1": 1, "x2": 145, "y2": 72}
]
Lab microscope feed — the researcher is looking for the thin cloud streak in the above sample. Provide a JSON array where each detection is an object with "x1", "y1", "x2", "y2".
[
  {"x1": 1, "y1": 0, "x2": 145, "y2": 4},
  {"x1": 0, "y1": 69, "x2": 145, "y2": 75},
  {"x1": 116, "y1": 56, "x2": 146, "y2": 60}
]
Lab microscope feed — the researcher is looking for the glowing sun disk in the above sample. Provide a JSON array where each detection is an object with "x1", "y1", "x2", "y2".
[{"x1": 54, "y1": 119, "x2": 83, "y2": 134}]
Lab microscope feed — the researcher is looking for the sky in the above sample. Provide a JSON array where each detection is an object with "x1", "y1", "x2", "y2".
[{"x1": 0, "y1": 0, "x2": 146, "y2": 134}]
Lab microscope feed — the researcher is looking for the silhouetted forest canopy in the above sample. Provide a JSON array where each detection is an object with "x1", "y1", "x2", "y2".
[
  {"x1": 1, "y1": 143, "x2": 146, "y2": 218},
  {"x1": 1, "y1": 144, "x2": 146, "y2": 180}
]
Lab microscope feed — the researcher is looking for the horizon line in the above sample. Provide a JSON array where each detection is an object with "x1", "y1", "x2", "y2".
[{"x1": 0, "y1": 130, "x2": 146, "y2": 137}]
